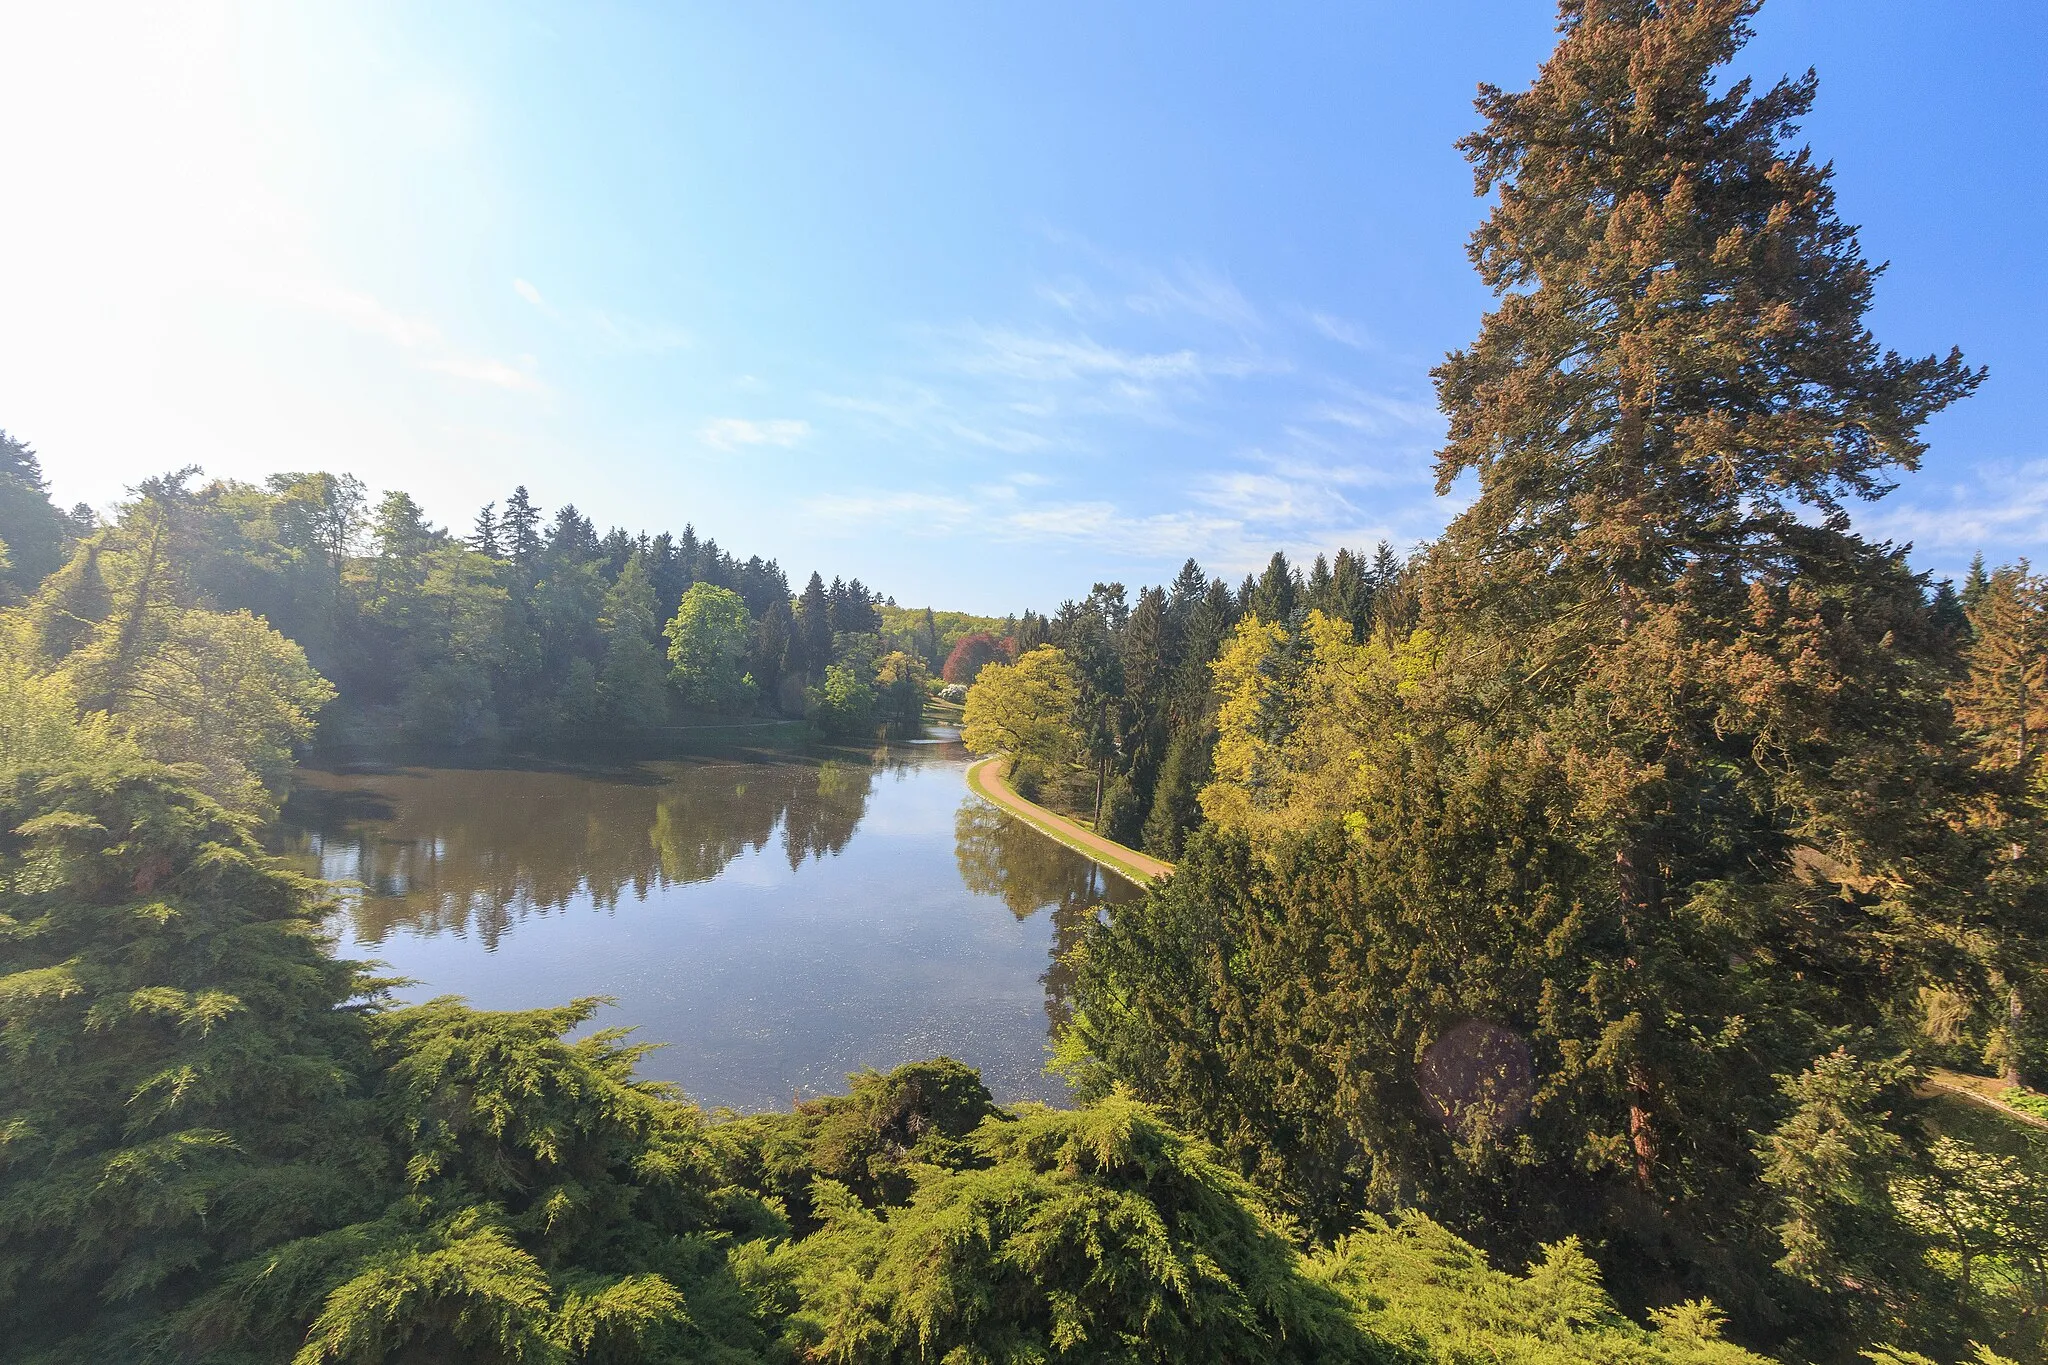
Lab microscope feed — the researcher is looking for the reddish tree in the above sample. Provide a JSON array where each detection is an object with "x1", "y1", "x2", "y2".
[{"x1": 941, "y1": 632, "x2": 1007, "y2": 686}]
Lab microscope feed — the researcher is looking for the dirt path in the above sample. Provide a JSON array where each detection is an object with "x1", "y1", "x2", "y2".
[
  {"x1": 965, "y1": 756, "x2": 1173, "y2": 887},
  {"x1": 1921, "y1": 1067, "x2": 2048, "y2": 1131}
]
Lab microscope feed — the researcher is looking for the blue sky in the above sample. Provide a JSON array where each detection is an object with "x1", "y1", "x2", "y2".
[{"x1": 2, "y1": 2, "x2": 2042, "y2": 613}]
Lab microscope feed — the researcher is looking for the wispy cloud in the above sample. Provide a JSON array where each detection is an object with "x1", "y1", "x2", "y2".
[
  {"x1": 1858, "y1": 457, "x2": 2048, "y2": 571},
  {"x1": 699, "y1": 417, "x2": 810, "y2": 450},
  {"x1": 955, "y1": 329, "x2": 1209, "y2": 385},
  {"x1": 1124, "y1": 262, "x2": 1262, "y2": 331},
  {"x1": 1305, "y1": 310, "x2": 1371, "y2": 349},
  {"x1": 512, "y1": 277, "x2": 691, "y2": 354},
  {"x1": 794, "y1": 239, "x2": 1461, "y2": 585},
  {"x1": 820, "y1": 387, "x2": 1047, "y2": 454},
  {"x1": 263, "y1": 275, "x2": 546, "y2": 391}
]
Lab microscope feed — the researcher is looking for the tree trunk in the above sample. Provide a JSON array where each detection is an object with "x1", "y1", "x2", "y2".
[
  {"x1": 1627, "y1": 1061, "x2": 1657, "y2": 1190},
  {"x1": 2005, "y1": 981, "x2": 2025, "y2": 1089},
  {"x1": 1616, "y1": 842, "x2": 1659, "y2": 1190}
]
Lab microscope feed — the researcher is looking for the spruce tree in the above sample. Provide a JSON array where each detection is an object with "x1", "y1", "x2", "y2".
[
  {"x1": 467, "y1": 502, "x2": 501, "y2": 559},
  {"x1": 501, "y1": 486, "x2": 542, "y2": 569},
  {"x1": 794, "y1": 571, "x2": 834, "y2": 678}
]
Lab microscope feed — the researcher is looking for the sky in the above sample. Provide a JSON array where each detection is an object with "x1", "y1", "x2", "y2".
[{"x1": 1, "y1": 2, "x2": 2042, "y2": 614}]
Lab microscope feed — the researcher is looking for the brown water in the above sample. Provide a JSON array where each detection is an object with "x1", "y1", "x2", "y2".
[{"x1": 275, "y1": 732, "x2": 1138, "y2": 1110}]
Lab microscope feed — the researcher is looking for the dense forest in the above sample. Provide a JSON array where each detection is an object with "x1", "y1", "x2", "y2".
[
  {"x1": 956, "y1": 3, "x2": 2048, "y2": 1361},
  {"x1": 0, "y1": 475, "x2": 1778, "y2": 1365},
  {"x1": 3, "y1": 1, "x2": 2045, "y2": 1362},
  {"x1": 10, "y1": 441, "x2": 994, "y2": 770}
]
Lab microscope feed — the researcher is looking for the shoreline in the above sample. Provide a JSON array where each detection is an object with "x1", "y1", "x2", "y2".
[{"x1": 964, "y1": 755, "x2": 1173, "y2": 888}]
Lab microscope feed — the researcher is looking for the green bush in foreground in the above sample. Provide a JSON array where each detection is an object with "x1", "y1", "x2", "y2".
[{"x1": 0, "y1": 748, "x2": 1796, "y2": 1364}]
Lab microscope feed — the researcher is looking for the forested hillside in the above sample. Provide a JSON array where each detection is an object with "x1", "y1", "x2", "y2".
[{"x1": 9, "y1": 454, "x2": 957, "y2": 755}]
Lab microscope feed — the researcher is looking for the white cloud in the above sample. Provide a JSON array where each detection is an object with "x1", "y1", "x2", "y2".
[
  {"x1": 821, "y1": 388, "x2": 1049, "y2": 454},
  {"x1": 1307, "y1": 387, "x2": 1441, "y2": 436},
  {"x1": 1306, "y1": 311, "x2": 1370, "y2": 349},
  {"x1": 258, "y1": 274, "x2": 548, "y2": 391},
  {"x1": 427, "y1": 354, "x2": 544, "y2": 391},
  {"x1": 1125, "y1": 262, "x2": 1262, "y2": 331},
  {"x1": 959, "y1": 330, "x2": 1207, "y2": 384},
  {"x1": 1857, "y1": 457, "x2": 2048, "y2": 572},
  {"x1": 699, "y1": 417, "x2": 810, "y2": 450},
  {"x1": 1191, "y1": 469, "x2": 1359, "y2": 525},
  {"x1": 513, "y1": 278, "x2": 545, "y2": 307}
]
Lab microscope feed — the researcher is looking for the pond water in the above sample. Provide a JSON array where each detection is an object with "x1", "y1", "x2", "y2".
[{"x1": 274, "y1": 732, "x2": 1139, "y2": 1111}]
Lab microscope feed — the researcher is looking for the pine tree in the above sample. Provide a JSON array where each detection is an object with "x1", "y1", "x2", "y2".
[
  {"x1": 1953, "y1": 564, "x2": 2048, "y2": 1088},
  {"x1": 597, "y1": 552, "x2": 670, "y2": 733},
  {"x1": 794, "y1": 571, "x2": 834, "y2": 678},
  {"x1": 501, "y1": 486, "x2": 542, "y2": 570},
  {"x1": 468, "y1": 501, "x2": 501, "y2": 558},
  {"x1": 1956, "y1": 565, "x2": 2048, "y2": 779},
  {"x1": 0, "y1": 428, "x2": 70, "y2": 593},
  {"x1": 1962, "y1": 552, "x2": 1991, "y2": 613},
  {"x1": 1247, "y1": 552, "x2": 1297, "y2": 624}
]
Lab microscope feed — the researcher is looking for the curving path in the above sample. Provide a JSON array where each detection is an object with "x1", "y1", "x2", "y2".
[
  {"x1": 1921, "y1": 1067, "x2": 2048, "y2": 1132},
  {"x1": 965, "y1": 756, "x2": 1173, "y2": 887}
]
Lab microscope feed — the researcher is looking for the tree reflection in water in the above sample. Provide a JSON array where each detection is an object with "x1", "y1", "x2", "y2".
[
  {"x1": 279, "y1": 753, "x2": 882, "y2": 949},
  {"x1": 953, "y1": 798, "x2": 1140, "y2": 1033}
]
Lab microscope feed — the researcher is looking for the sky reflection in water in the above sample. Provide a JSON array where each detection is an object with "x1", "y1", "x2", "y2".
[{"x1": 275, "y1": 737, "x2": 1137, "y2": 1110}]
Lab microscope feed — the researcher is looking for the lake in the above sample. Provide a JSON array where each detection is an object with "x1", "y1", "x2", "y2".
[{"x1": 275, "y1": 731, "x2": 1139, "y2": 1111}]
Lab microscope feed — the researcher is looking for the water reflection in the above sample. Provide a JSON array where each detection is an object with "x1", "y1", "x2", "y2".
[
  {"x1": 284, "y1": 753, "x2": 879, "y2": 949},
  {"x1": 274, "y1": 739, "x2": 1137, "y2": 1109},
  {"x1": 953, "y1": 799, "x2": 1134, "y2": 1031}
]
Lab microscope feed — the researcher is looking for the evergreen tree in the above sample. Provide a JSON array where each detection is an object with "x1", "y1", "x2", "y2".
[
  {"x1": 0, "y1": 429, "x2": 70, "y2": 594},
  {"x1": 1245, "y1": 553, "x2": 1296, "y2": 625},
  {"x1": 794, "y1": 571, "x2": 834, "y2": 678},
  {"x1": 0, "y1": 753, "x2": 382, "y2": 1361},
  {"x1": 467, "y1": 501, "x2": 501, "y2": 559},
  {"x1": 501, "y1": 486, "x2": 542, "y2": 569},
  {"x1": 1956, "y1": 565, "x2": 2048, "y2": 779},
  {"x1": 596, "y1": 552, "x2": 670, "y2": 733},
  {"x1": 1962, "y1": 552, "x2": 1992, "y2": 613},
  {"x1": 1952, "y1": 564, "x2": 2048, "y2": 1087},
  {"x1": 749, "y1": 593, "x2": 793, "y2": 707}
]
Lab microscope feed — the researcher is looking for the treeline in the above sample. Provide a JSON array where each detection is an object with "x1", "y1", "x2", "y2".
[
  {"x1": 10, "y1": 451, "x2": 946, "y2": 753},
  {"x1": 962, "y1": 542, "x2": 1414, "y2": 855},
  {"x1": 964, "y1": 6, "x2": 2048, "y2": 1362}
]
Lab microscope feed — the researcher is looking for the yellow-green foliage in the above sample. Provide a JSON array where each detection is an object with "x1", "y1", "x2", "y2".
[
  {"x1": 1310, "y1": 1215, "x2": 1768, "y2": 1365},
  {"x1": 877, "y1": 604, "x2": 1008, "y2": 657},
  {"x1": 961, "y1": 645, "x2": 1083, "y2": 796}
]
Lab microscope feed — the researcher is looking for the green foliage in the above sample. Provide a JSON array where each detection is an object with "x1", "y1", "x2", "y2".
[
  {"x1": 0, "y1": 753, "x2": 380, "y2": 1362},
  {"x1": 1310, "y1": 1215, "x2": 1767, "y2": 1364},
  {"x1": 664, "y1": 583, "x2": 756, "y2": 714},
  {"x1": 0, "y1": 431, "x2": 72, "y2": 596},
  {"x1": 596, "y1": 554, "x2": 670, "y2": 734},
  {"x1": 962, "y1": 646, "x2": 1083, "y2": 799},
  {"x1": 0, "y1": 732, "x2": 1808, "y2": 1365},
  {"x1": 1759, "y1": 1052, "x2": 1938, "y2": 1343},
  {"x1": 746, "y1": 1093, "x2": 1395, "y2": 1365},
  {"x1": 872, "y1": 649, "x2": 929, "y2": 736},
  {"x1": 808, "y1": 662, "x2": 876, "y2": 740},
  {"x1": 877, "y1": 604, "x2": 1008, "y2": 673},
  {"x1": 1058, "y1": 7, "x2": 2035, "y2": 1360},
  {"x1": 1999, "y1": 1088, "x2": 2048, "y2": 1120}
]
